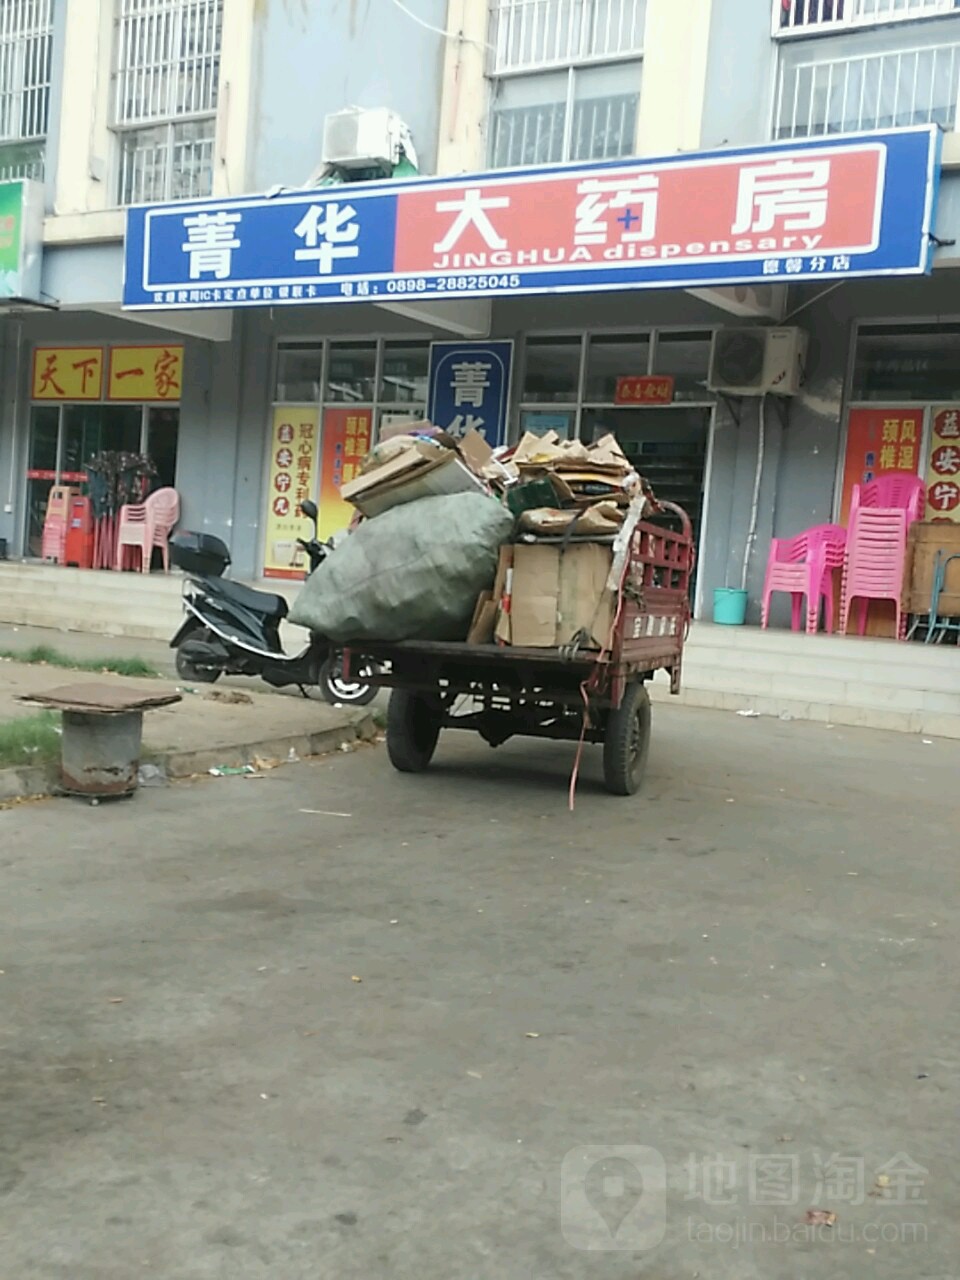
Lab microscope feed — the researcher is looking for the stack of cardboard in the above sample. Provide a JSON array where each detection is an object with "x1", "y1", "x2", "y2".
[
  {"x1": 340, "y1": 426, "x2": 493, "y2": 518},
  {"x1": 465, "y1": 433, "x2": 654, "y2": 651},
  {"x1": 501, "y1": 431, "x2": 648, "y2": 538},
  {"x1": 335, "y1": 419, "x2": 654, "y2": 654},
  {"x1": 476, "y1": 539, "x2": 617, "y2": 649}
]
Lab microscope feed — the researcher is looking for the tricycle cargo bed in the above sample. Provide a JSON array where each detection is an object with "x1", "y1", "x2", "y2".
[{"x1": 359, "y1": 635, "x2": 685, "y2": 701}]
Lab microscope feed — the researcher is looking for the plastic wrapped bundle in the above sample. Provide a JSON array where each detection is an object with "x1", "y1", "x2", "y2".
[{"x1": 289, "y1": 493, "x2": 515, "y2": 641}]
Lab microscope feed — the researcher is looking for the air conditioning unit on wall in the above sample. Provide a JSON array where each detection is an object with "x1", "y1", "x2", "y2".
[
  {"x1": 322, "y1": 107, "x2": 414, "y2": 171},
  {"x1": 708, "y1": 327, "x2": 808, "y2": 397}
]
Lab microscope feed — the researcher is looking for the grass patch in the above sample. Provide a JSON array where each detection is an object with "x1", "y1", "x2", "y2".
[
  {"x1": 0, "y1": 712, "x2": 61, "y2": 769},
  {"x1": 0, "y1": 644, "x2": 158, "y2": 679}
]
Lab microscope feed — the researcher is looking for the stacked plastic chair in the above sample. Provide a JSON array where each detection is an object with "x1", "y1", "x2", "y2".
[
  {"x1": 840, "y1": 508, "x2": 910, "y2": 638},
  {"x1": 760, "y1": 523, "x2": 847, "y2": 634},
  {"x1": 40, "y1": 485, "x2": 75, "y2": 563},
  {"x1": 848, "y1": 470, "x2": 924, "y2": 525},
  {"x1": 116, "y1": 487, "x2": 180, "y2": 572}
]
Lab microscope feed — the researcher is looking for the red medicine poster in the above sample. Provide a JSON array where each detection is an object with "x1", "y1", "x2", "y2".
[
  {"x1": 317, "y1": 407, "x2": 372, "y2": 540},
  {"x1": 838, "y1": 407, "x2": 924, "y2": 523}
]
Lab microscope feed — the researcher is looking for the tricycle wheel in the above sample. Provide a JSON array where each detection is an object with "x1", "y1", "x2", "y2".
[
  {"x1": 386, "y1": 689, "x2": 442, "y2": 773},
  {"x1": 602, "y1": 681, "x2": 651, "y2": 796}
]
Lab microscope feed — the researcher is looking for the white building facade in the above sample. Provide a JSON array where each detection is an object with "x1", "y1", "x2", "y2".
[{"x1": 2, "y1": 0, "x2": 960, "y2": 621}]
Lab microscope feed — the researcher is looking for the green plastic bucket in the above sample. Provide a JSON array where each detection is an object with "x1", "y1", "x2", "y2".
[{"x1": 713, "y1": 588, "x2": 748, "y2": 626}]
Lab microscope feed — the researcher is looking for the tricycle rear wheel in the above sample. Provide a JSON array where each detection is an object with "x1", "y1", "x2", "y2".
[
  {"x1": 386, "y1": 689, "x2": 442, "y2": 773},
  {"x1": 602, "y1": 681, "x2": 651, "y2": 796}
]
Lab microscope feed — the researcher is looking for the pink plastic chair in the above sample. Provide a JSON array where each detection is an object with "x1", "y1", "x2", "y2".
[
  {"x1": 840, "y1": 507, "x2": 908, "y2": 638},
  {"x1": 115, "y1": 504, "x2": 149, "y2": 572},
  {"x1": 761, "y1": 523, "x2": 847, "y2": 634},
  {"x1": 116, "y1": 486, "x2": 180, "y2": 572},
  {"x1": 144, "y1": 487, "x2": 180, "y2": 571},
  {"x1": 849, "y1": 471, "x2": 924, "y2": 525}
]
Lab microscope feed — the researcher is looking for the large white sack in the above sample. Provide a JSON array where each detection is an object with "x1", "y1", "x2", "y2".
[{"x1": 289, "y1": 493, "x2": 514, "y2": 641}]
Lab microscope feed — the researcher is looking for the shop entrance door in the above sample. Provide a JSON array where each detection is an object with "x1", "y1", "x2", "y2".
[
  {"x1": 581, "y1": 406, "x2": 711, "y2": 544},
  {"x1": 23, "y1": 402, "x2": 180, "y2": 556}
]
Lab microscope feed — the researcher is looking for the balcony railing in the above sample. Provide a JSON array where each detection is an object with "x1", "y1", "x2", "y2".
[
  {"x1": 490, "y1": 0, "x2": 646, "y2": 74},
  {"x1": 774, "y1": 38, "x2": 960, "y2": 134},
  {"x1": 775, "y1": 0, "x2": 957, "y2": 36}
]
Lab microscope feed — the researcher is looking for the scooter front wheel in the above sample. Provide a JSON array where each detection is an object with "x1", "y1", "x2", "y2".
[{"x1": 318, "y1": 651, "x2": 379, "y2": 707}]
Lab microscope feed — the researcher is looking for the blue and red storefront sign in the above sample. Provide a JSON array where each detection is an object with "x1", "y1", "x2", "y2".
[{"x1": 122, "y1": 126, "x2": 941, "y2": 311}]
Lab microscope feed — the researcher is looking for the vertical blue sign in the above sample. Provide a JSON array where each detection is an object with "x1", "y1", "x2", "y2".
[{"x1": 427, "y1": 341, "x2": 514, "y2": 448}]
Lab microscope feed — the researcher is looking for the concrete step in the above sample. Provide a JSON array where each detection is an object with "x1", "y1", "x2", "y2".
[
  {"x1": 649, "y1": 683, "x2": 960, "y2": 740},
  {"x1": 0, "y1": 562, "x2": 308, "y2": 645},
  {"x1": 0, "y1": 563, "x2": 301, "y2": 603},
  {"x1": 0, "y1": 602, "x2": 179, "y2": 643},
  {"x1": 679, "y1": 663, "x2": 960, "y2": 715},
  {"x1": 690, "y1": 622, "x2": 960, "y2": 667},
  {"x1": 685, "y1": 625, "x2": 960, "y2": 691},
  {"x1": 682, "y1": 649, "x2": 960, "y2": 695}
]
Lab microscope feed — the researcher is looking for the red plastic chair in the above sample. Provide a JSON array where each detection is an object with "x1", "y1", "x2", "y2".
[
  {"x1": 40, "y1": 486, "x2": 76, "y2": 564},
  {"x1": 849, "y1": 471, "x2": 924, "y2": 525},
  {"x1": 840, "y1": 507, "x2": 909, "y2": 638},
  {"x1": 760, "y1": 523, "x2": 847, "y2": 634}
]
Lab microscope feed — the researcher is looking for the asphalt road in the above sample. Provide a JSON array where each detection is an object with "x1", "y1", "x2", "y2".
[{"x1": 0, "y1": 705, "x2": 956, "y2": 1279}]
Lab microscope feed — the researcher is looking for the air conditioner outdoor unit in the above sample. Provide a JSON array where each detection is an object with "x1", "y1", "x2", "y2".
[
  {"x1": 708, "y1": 327, "x2": 808, "y2": 396},
  {"x1": 322, "y1": 107, "x2": 402, "y2": 171}
]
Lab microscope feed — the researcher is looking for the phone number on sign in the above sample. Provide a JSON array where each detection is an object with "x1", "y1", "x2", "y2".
[{"x1": 385, "y1": 274, "x2": 522, "y2": 294}]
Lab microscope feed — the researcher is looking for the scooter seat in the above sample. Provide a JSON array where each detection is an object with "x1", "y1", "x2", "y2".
[{"x1": 208, "y1": 577, "x2": 289, "y2": 620}]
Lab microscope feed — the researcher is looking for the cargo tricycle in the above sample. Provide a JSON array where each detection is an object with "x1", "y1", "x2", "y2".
[{"x1": 346, "y1": 502, "x2": 694, "y2": 796}]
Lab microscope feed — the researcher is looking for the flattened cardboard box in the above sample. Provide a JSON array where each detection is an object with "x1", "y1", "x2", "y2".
[
  {"x1": 340, "y1": 440, "x2": 442, "y2": 502},
  {"x1": 558, "y1": 542, "x2": 615, "y2": 648},
  {"x1": 509, "y1": 542, "x2": 614, "y2": 649},
  {"x1": 509, "y1": 544, "x2": 558, "y2": 647},
  {"x1": 493, "y1": 545, "x2": 514, "y2": 644},
  {"x1": 342, "y1": 451, "x2": 482, "y2": 517}
]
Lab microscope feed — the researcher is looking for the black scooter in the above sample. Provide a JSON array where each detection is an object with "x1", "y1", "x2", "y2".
[{"x1": 168, "y1": 501, "x2": 378, "y2": 706}]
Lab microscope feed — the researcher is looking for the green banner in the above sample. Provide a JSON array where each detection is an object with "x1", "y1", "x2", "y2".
[{"x1": 0, "y1": 179, "x2": 42, "y2": 301}]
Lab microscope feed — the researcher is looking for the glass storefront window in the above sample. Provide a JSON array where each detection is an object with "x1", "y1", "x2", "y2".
[
  {"x1": 584, "y1": 333, "x2": 650, "y2": 401},
  {"x1": 520, "y1": 409, "x2": 575, "y2": 439},
  {"x1": 148, "y1": 407, "x2": 180, "y2": 489},
  {"x1": 325, "y1": 342, "x2": 377, "y2": 403},
  {"x1": 522, "y1": 336, "x2": 582, "y2": 403},
  {"x1": 853, "y1": 325, "x2": 960, "y2": 402},
  {"x1": 380, "y1": 342, "x2": 429, "y2": 404},
  {"x1": 25, "y1": 406, "x2": 60, "y2": 557},
  {"x1": 653, "y1": 331, "x2": 712, "y2": 401},
  {"x1": 61, "y1": 404, "x2": 143, "y2": 476},
  {"x1": 276, "y1": 344, "x2": 322, "y2": 402},
  {"x1": 29, "y1": 405, "x2": 59, "y2": 472}
]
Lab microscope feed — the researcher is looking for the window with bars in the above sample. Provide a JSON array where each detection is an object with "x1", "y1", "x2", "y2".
[
  {"x1": 0, "y1": 0, "x2": 53, "y2": 181},
  {"x1": 488, "y1": 0, "x2": 645, "y2": 169},
  {"x1": 773, "y1": 14, "x2": 960, "y2": 137},
  {"x1": 112, "y1": 0, "x2": 223, "y2": 206}
]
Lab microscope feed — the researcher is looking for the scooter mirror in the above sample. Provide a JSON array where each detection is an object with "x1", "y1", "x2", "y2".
[{"x1": 299, "y1": 499, "x2": 318, "y2": 522}]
